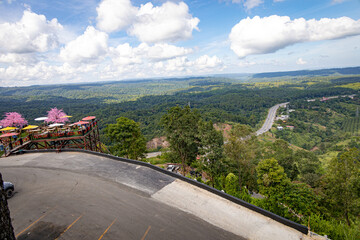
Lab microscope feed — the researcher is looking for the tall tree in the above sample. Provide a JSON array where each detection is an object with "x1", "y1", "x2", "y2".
[
  {"x1": 267, "y1": 140, "x2": 299, "y2": 181},
  {"x1": 197, "y1": 120, "x2": 224, "y2": 186},
  {"x1": 325, "y1": 148, "x2": 360, "y2": 226},
  {"x1": 294, "y1": 150, "x2": 321, "y2": 187},
  {"x1": 256, "y1": 158, "x2": 319, "y2": 221},
  {"x1": 0, "y1": 112, "x2": 28, "y2": 128},
  {"x1": 256, "y1": 158, "x2": 289, "y2": 198},
  {"x1": 106, "y1": 117, "x2": 146, "y2": 160},
  {"x1": 161, "y1": 106, "x2": 201, "y2": 175},
  {"x1": 224, "y1": 124, "x2": 258, "y2": 191}
]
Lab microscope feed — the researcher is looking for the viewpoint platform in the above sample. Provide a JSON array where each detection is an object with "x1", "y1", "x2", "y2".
[{"x1": 0, "y1": 151, "x2": 313, "y2": 240}]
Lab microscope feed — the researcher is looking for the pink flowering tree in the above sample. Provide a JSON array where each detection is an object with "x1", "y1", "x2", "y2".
[
  {"x1": 0, "y1": 112, "x2": 28, "y2": 128},
  {"x1": 45, "y1": 108, "x2": 69, "y2": 123}
]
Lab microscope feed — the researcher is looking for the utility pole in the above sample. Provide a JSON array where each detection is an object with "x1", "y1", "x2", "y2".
[{"x1": 0, "y1": 173, "x2": 15, "y2": 240}]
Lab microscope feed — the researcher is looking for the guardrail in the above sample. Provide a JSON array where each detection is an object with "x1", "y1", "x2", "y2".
[{"x1": 12, "y1": 148, "x2": 308, "y2": 235}]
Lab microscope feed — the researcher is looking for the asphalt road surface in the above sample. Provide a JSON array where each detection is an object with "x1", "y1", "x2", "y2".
[
  {"x1": 256, "y1": 102, "x2": 288, "y2": 136},
  {"x1": 1, "y1": 152, "x2": 243, "y2": 240}
]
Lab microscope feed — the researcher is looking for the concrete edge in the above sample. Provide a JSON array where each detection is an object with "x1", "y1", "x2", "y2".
[{"x1": 12, "y1": 148, "x2": 308, "y2": 235}]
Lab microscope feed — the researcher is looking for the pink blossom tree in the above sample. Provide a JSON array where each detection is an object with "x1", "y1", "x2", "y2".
[
  {"x1": 0, "y1": 112, "x2": 28, "y2": 128},
  {"x1": 45, "y1": 108, "x2": 69, "y2": 123}
]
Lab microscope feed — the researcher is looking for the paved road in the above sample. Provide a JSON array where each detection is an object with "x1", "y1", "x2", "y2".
[
  {"x1": 145, "y1": 151, "x2": 162, "y2": 158},
  {"x1": 256, "y1": 102, "x2": 288, "y2": 136},
  {"x1": 1, "y1": 152, "x2": 243, "y2": 240}
]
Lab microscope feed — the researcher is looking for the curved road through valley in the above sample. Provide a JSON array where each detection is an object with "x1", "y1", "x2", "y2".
[
  {"x1": 146, "y1": 102, "x2": 289, "y2": 158},
  {"x1": 255, "y1": 102, "x2": 288, "y2": 136}
]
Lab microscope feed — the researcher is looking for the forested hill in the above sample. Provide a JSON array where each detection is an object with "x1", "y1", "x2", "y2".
[
  {"x1": 0, "y1": 75, "x2": 358, "y2": 140},
  {"x1": 252, "y1": 66, "x2": 360, "y2": 78}
]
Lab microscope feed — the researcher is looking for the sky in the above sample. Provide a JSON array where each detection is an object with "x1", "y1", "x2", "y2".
[{"x1": 0, "y1": 0, "x2": 359, "y2": 86}]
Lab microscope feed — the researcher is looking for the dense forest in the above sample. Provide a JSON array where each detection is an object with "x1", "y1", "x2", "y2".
[{"x1": 1, "y1": 69, "x2": 360, "y2": 239}]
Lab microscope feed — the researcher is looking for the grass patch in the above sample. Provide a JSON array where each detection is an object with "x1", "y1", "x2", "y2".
[
  {"x1": 146, "y1": 157, "x2": 168, "y2": 165},
  {"x1": 336, "y1": 82, "x2": 360, "y2": 90}
]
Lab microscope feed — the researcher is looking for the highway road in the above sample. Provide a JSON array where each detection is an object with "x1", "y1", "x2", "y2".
[
  {"x1": 1, "y1": 152, "x2": 243, "y2": 240},
  {"x1": 146, "y1": 102, "x2": 289, "y2": 158},
  {"x1": 255, "y1": 102, "x2": 288, "y2": 136}
]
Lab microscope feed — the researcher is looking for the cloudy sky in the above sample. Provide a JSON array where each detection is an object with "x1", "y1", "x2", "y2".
[{"x1": 0, "y1": 0, "x2": 359, "y2": 86}]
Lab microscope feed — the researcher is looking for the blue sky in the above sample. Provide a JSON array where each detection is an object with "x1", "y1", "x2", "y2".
[{"x1": 0, "y1": 0, "x2": 359, "y2": 86}]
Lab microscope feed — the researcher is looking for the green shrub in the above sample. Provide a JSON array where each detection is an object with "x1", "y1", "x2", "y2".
[
  {"x1": 225, "y1": 173, "x2": 238, "y2": 195},
  {"x1": 309, "y1": 214, "x2": 360, "y2": 240}
]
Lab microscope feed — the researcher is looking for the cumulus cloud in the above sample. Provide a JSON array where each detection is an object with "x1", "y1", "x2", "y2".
[
  {"x1": 60, "y1": 26, "x2": 108, "y2": 63},
  {"x1": 163, "y1": 55, "x2": 223, "y2": 73},
  {"x1": 0, "y1": 53, "x2": 37, "y2": 64},
  {"x1": 96, "y1": 0, "x2": 137, "y2": 32},
  {"x1": 109, "y1": 42, "x2": 193, "y2": 67},
  {"x1": 129, "y1": 2, "x2": 199, "y2": 43},
  {"x1": 0, "y1": 10, "x2": 63, "y2": 54},
  {"x1": 0, "y1": 61, "x2": 100, "y2": 86},
  {"x1": 96, "y1": 0, "x2": 199, "y2": 43},
  {"x1": 229, "y1": 15, "x2": 360, "y2": 58},
  {"x1": 296, "y1": 58, "x2": 307, "y2": 65},
  {"x1": 194, "y1": 55, "x2": 223, "y2": 70},
  {"x1": 142, "y1": 43, "x2": 193, "y2": 60}
]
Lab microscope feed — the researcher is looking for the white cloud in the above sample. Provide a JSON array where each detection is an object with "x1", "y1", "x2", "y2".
[
  {"x1": 0, "y1": 10, "x2": 63, "y2": 54},
  {"x1": 96, "y1": 0, "x2": 137, "y2": 33},
  {"x1": 296, "y1": 58, "x2": 307, "y2": 65},
  {"x1": 242, "y1": 0, "x2": 263, "y2": 10},
  {"x1": 0, "y1": 53, "x2": 36, "y2": 64},
  {"x1": 0, "y1": 61, "x2": 101, "y2": 86},
  {"x1": 60, "y1": 26, "x2": 108, "y2": 63},
  {"x1": 163, "y1": 55, "x2": 223, "y2": 73},
  {"x1": 103, "y1": 52, "x2": 223, "y2": 79},
  {"x1": 109, "y1": 42, "x2": 193, "y2": 67},
  {"x1": 128, "y1": 2, "x2": 199, "y2": 43},
  {"x1": 95, "y1": 0, "x2": 199, "y2": 43},
  {"x1": 142, "y1": 43, "x2": 193, "y2": 60},
  {"x1": 109, "y1": 43, "x2": 143, "y2": 66},
  {"x1": 229, "y1": 15, "x2": 360, "y2": 58},
  {"x1": 230, "y1": 0, "x2": 263, "y2": 10},
  {"x1": 194, "y1": 55, "x2": 223, "y2": 70}
]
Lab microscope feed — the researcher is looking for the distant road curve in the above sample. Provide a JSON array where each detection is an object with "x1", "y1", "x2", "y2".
[
  {"x1": 147, "y1": 102, "x2": 288, "y2": 158},
  {"x1": 256, "y1": 102, "x2": 289, "y2": 136}
]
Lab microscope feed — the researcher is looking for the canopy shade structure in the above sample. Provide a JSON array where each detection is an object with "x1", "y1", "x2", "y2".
[
  {"x1": 0, "y1": 127, "x2": 18, "y2": 131},
  {"x1": 73, "y1": 121, "x2": 89, "y2": 125},
  {"x1": 0, "y1": 132, "x2": 19, "y2": 138},
  {"x1": 22, "y1": 125, "x2": 39, "y2": 130},
  {"x1": 82, "y1": 116, "x2": 96, "y2": 121},
  {"x1": 61, "y1": 115, "x2": 72, "y2": 118},
  {"x1": 34, "y1": 117, "x2": 48, "y2": 121},
  {"x1": 48, "y1": 123, "x2": 64, "y2": 127}
]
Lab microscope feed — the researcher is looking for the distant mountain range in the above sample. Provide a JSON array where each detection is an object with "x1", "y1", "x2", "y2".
[{"x1": 252, "y1": 66, "x2": 360, "y2": 78}]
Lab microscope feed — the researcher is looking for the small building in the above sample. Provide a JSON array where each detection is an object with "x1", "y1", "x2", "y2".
[
  {"x1": 277, "y1": 126, "x2": 284, "y2": 131},
  {"x1": 286, "y1": 126, "x2": 294, "y2": 130},
  {"x1": 275, "y1": 115, "x2": 289, "y2": 121}
]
